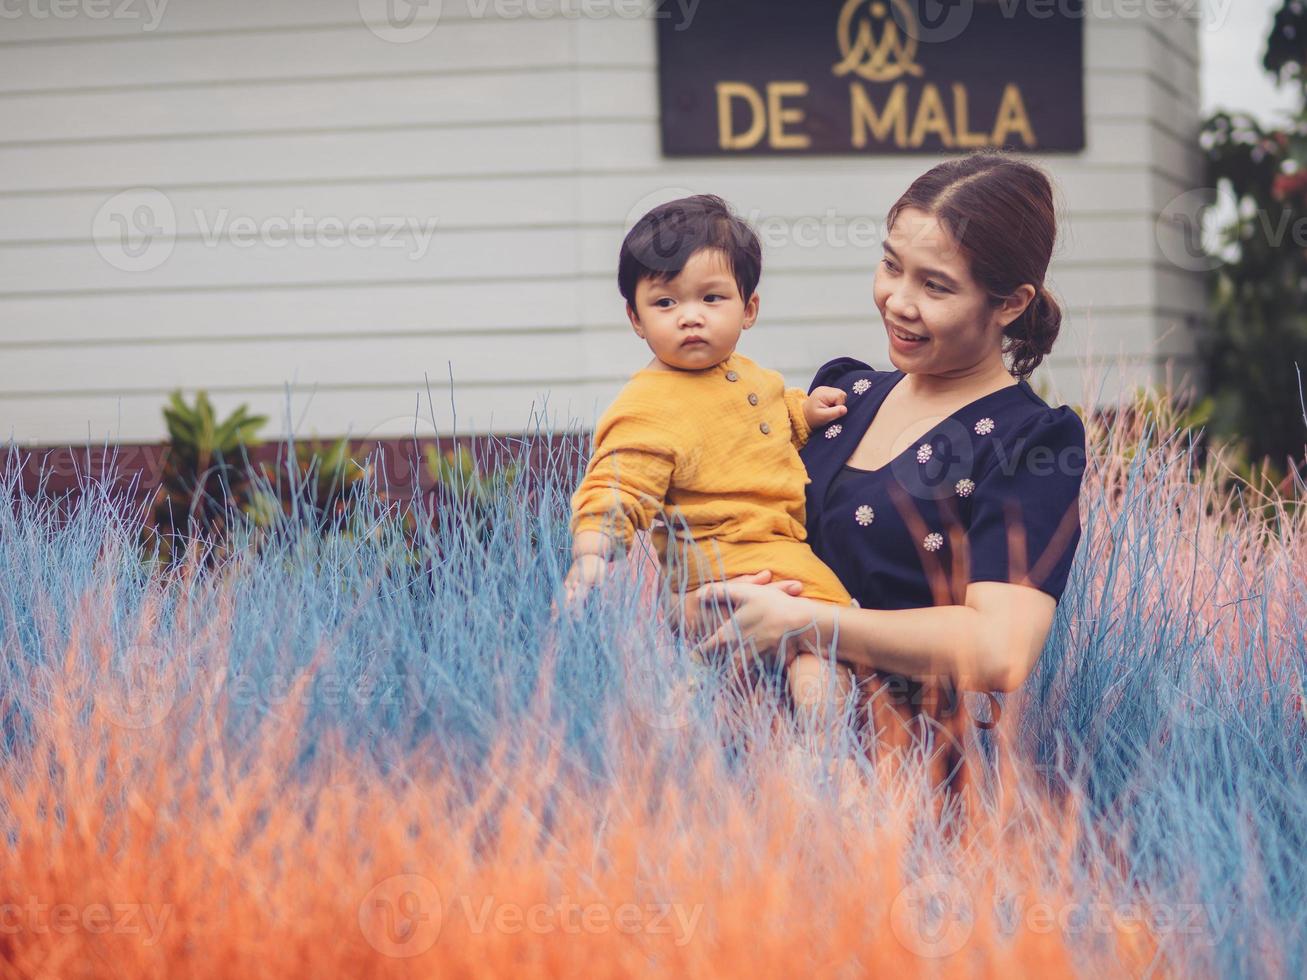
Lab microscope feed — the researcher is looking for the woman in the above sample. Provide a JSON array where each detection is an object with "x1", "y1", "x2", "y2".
[{"x1": 689, "y1": 152, "x2": 1087, "y2": 794}]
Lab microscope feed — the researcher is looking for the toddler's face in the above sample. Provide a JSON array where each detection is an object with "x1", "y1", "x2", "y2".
[{"x1": 627, "y1": 248, "x2": 758, "y2": 370}]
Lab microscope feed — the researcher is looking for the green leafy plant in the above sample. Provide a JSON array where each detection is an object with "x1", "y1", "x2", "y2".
[
  {"x1": 141, "y1": 390, "x2": 267, "y2": 566},
  {"x1": 259, "y1": 435, "x2": 374, "y2": 534},
  {"x1": 1198, "y1": 2, "x2": 1307, "y2": 483},
  {"x1": 424, "y1": 444, "x2": 519, "y2": 545}
]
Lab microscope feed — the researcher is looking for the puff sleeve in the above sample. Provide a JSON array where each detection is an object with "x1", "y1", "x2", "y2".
[
  {"x1": 808, "y1": 356, "x2": 874, "y2": 395},
  {"x1": 569, "y1": 408, "x2": 678, "y2": 551},
  {"x1": 966, "y1": 406, "x2": 1087, "y2": 601}
]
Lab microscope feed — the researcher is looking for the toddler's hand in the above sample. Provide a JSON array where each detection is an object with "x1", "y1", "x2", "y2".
[
  {"x1": 804, "y1": 386, "x2": 848, "y2": 429},
  {"x1": 562, "y1": 554, "x2": 608, "y2": 609}
]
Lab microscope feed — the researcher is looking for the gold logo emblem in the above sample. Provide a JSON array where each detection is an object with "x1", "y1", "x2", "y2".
[{"x1": 832, "y1": 0, "x2": 924, "y2": 84}]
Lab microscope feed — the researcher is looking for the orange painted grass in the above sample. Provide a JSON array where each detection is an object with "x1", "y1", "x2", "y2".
[{"x1": 0, "y1": 584, "x2": 1163, "y2": 979}]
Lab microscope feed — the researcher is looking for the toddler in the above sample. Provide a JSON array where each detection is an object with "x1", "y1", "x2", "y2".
[{"x1": 564, "y1": 195, "x2": 854, "y2": 636}]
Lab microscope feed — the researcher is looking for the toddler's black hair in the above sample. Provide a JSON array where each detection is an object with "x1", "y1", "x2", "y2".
[{"x1": 618, "y1": 194, "x2": 762, "y2": 308}]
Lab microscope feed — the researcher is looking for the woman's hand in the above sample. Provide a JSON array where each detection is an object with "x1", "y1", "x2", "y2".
[
  {"x1": 676, "y1": 570, "x2": 803, "y2": 636},
  {"x1": 689, "y1": 581, "x2": 823, "y2": 668}
]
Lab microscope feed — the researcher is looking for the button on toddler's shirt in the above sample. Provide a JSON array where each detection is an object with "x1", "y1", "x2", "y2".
[
  {"x1": 747, "y1": 393, "x2": 759, "y2": 406},
  {"x1": 759, "y1": 422, "x2": 771, "y2": 435},
  {"x1": 725, "y1": 370, "x2": 739, "y2": 382}
]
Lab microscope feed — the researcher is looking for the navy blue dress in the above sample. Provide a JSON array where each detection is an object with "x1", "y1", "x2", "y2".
[{"x1": 800, "y1": 357, "x2": 1087, "y2": 611}]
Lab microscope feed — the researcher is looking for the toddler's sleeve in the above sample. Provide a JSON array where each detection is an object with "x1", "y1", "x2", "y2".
[
  {"x1": 966, "y1": 406, "x2": 1087, "y2": 602},
  {"x1": 783, "y1": 387, "x2": 812, "y2": 450},
  {"x1": 570, "y1": 407, "x2": 678, "y2": 551}
]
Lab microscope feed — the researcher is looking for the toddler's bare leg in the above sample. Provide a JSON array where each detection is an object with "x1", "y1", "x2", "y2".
[
  {"x1": 783, "y1": 653, "x2": 866, "y2": 807},
  {"x1": 787, "y1": 652, "x2": 855, "y2": 742}
]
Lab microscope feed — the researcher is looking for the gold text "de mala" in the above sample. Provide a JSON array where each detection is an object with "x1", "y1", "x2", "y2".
[{"x1": 714, "y1": 81, "x2": 1037, "y2": 152}]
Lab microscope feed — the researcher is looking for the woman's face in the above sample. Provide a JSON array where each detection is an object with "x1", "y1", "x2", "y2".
[{"x1": 873, "y1": 207, "x2": 1023, "y2": 376}]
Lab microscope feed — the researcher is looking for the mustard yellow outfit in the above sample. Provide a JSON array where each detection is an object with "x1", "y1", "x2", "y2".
[{"x1": 570, "y1": 351, "x2": 853, "y2": 605}]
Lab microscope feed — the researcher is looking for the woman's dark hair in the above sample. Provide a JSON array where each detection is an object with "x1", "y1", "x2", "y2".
[
  {"x1": 618, "y1": 194, "x2": 762, "y2": 308},
  {"x1": 886, "y1": 151, "x2": 1061, "y2": 381}
]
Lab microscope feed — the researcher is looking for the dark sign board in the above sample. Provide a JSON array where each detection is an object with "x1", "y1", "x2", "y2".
[{"x1": 656, "y1": 0, "x2": 1085, "y2": 156}]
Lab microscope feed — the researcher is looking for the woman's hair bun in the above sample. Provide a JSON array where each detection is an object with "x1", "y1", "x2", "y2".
[{"x1": 1004, "y1": 285, "x2": 1062, "y2": 382}]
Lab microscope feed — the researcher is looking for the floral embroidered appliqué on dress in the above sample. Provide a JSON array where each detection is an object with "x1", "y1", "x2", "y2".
[
  {"x1": 801, "y1": 355, "x2": 1088, "y2": 612},
  {"x1": 852, "y1": 379, "x2": 871, "y2": 395},
  {"x1": 825, "y1": 424, "x2": 843, "y2": 439}
]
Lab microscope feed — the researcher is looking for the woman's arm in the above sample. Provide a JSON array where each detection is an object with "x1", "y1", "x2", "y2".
[{"x1": 692, "y1": 579, "x2": 1056, "y2": 693}]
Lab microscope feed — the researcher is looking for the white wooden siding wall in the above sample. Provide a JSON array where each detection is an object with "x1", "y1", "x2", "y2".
[{"x1": 0, "y1": 0, "x2": 1204, "y2": 445}]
